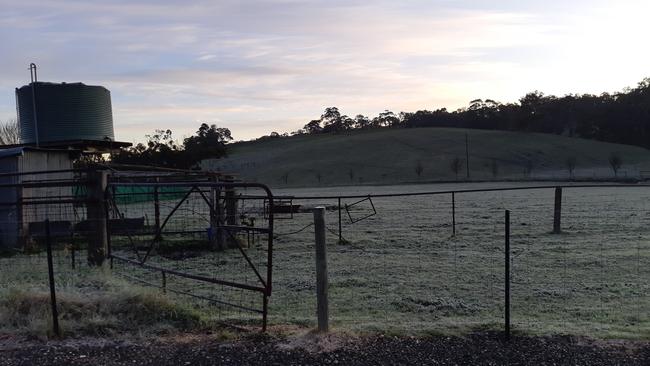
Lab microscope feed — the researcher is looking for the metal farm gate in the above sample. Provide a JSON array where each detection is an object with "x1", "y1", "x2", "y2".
[{"x1": 106, "y1": 181, "x2": 274, "y2": 330}]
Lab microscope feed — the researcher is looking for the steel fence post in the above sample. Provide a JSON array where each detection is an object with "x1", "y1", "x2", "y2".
[
  {"x1": 314, "y1": 207, "x2": 329, "y2": 332},
  {"x1": 505, "y1": 210, "x2": 511, "y2": 341},
  {"x1": 45, "y1": 220, "x2": 61, "y2": 337},
  {"x1": 338, "y1": 197, "x2": 342, "y2": 243}
]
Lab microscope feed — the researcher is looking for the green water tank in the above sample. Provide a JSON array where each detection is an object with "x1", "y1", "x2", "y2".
[{"x1": 15, "y1": 82, "x2": 115, "y2": 144}]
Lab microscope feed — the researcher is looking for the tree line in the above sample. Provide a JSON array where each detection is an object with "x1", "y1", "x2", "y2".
[
  {"x1": 110, "y1": 123, "x2": 232, "y2": 169},
  {"x1": 0, "y1": 119, "x2": 231, "y2": 170},
  {"x1": 271, "y1": 77, "x2": 650, "y2": 149}
]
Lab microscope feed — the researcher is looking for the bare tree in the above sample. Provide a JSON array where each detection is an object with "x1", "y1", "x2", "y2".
[
  {"x1": 415, "y1": 161, "x2": 424, "y2": 178},
  {"x1": 450, "y1": 157, "x2": 463, "y2": 181},
  {"x1": 608, "y1": 153, "x2": 622, "y2": 177},
  {"x1": 0, "y1": 119, "x2": 20, "y2": 145},
  {"x1": 566, "y1": 156, "x2": 577, "y2": 179}
]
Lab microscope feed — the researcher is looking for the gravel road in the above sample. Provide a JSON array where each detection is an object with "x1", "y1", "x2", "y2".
[{"x1": 1, "y1": 332, "x2": 648, "y2": 366}]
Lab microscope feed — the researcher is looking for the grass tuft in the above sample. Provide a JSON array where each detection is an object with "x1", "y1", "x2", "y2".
[{"x1": 0, "y1": 272, "x2": 203, "y2": 338}]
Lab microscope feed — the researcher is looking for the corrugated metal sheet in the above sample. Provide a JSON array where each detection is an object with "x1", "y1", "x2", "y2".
[
  {"x1": 0, "y1": 147, "x2": 25, "y2": 158},
  {"x1": 0, "y1": 148, "x2": 75, "y2": 249},
  {"x1": 16, "y1": 82, "x2": 114, "y2": 144},
  {"x1": 0, "y1": 154, "x2": 19, "y2": 249},
  {"x1": 19, "y1": 150, "x2": 76, "y2": 233},
  {"x1": 0, "y1": 146, "x2": 73, "y2": 158}
]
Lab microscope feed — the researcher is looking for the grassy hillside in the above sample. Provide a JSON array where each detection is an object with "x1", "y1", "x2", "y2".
[{"x1": 202, "y1": 128, "x2": 650, "y2": 187}]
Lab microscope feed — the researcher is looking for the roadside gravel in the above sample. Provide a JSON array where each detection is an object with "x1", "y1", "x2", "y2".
[{"x1": 1, "y1": 332, "x2": 648, "y2": 365}]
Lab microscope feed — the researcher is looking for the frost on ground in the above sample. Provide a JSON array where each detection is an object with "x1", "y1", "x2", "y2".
[
  {"x1": 1, "y1": 182, "x2": 649, "y2": 340},
  {"x1": 267, "y1": 182, "x2": 650, "y2": 339}
]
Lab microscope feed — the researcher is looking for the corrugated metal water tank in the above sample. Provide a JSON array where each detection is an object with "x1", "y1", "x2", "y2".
[{"x1": 16, "y1": 82, "x2": 115, "y2": 143}]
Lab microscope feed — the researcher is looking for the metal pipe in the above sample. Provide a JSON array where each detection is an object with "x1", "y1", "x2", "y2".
[
  {"x1": 504, "y1": 210, "x2": 511, "y2": 341},
  {"x1": 113, "y1": 271, "x2": 263, "y2": 314},
  {"x1": 553, "y1": 187, "x2": 562, "y2": 234},
  {"x1": 109, "y1": 254, "x2": 267, "y2": 293},
  {"x1": 338, "y1": 197, "x2": 342, "y2": 243},
  {"x1": 70, "y1": 244, "x2": 75, "y2": 269},
  {"x1": 29, "y1": 63, "x2": 40, "y2": 146},
  {"x1": 465, "y1": 132, "x2": 470, "y2": 179},
  {"x1": 45, "y1": 220, "x2": 61, "y2": 337},
  {"x1": 452, "y1": 192, "x2": 456, "y2": 236},
  {"x1": 275, "y1": 183, "x2": 650, "y2": 200},
  {"x1": 314, "y1": 207, "x2": 329, "y2": 332}
]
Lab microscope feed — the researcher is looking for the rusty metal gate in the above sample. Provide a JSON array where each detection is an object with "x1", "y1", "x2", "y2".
[{"x1": 106, "y1": 181, "x2": 274, "y2": 330}]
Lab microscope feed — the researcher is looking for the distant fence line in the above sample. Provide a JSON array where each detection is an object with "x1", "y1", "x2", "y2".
[
  {"x1": 271, "y1": 183, "x2": 650, "y2": 243},
  {"x1": 280, "y1": 183, "x2": 650, "y2": 200}
]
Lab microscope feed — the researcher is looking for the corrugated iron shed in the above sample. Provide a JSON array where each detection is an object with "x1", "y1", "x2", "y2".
[{"x1": 0, "y1": 147, "x2": 78, "y2": 249}]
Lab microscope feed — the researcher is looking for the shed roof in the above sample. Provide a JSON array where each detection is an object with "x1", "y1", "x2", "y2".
[
  {"x1": 0, "y1": 139, "x2": 131, "y2": 152},
  {"x1": 0, "y1": 147, "x2": 80, "y2": 159}
]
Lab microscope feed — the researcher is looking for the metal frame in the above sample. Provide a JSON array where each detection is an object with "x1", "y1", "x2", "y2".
[
  {"x1": 284, "y1": 183, "x2": 650, "y2": 200},
  {"x1": 106, "y1": 181, "x2": 274, "y2": 331},
  {"x1": 263, "y1": 197, "x2": 296, "y2": 220},
  {"x1": 344, "y1": 195, "x2": 377, "y2": 224}
]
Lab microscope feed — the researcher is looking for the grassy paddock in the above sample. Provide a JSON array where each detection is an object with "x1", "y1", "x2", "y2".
[
  {"x1": 266, "y1": 182, "x2": 650, "y2": 339},
  {"x1": 203, "y1": 128, "x2": 650, "y2": 187}
]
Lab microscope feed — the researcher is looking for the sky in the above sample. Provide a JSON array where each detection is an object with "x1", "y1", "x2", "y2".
[{"x1": 1, "y1": 0, "x2": 649, "y2": 143}]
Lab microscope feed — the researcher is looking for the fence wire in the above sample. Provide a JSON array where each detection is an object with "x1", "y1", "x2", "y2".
[
  {"x1": 269, "y1": 184, "x2": 650, "y2": 338},
  {"x1": 2, "y1": 176, "x2": 650, "y2": 339},
  {"x1": 107, "y1": 183, "x2": 273, "y2": 328}
]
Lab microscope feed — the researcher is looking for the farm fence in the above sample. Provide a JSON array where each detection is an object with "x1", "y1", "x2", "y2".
[
  {"x1": 106, "y1": 180, "x2": 274, "y2": 330},
  {"x1": 0, "y1": 168, "x2": 275, "y2": 334},
  {"x1": 0, "y1": 168, "x2": 105, "y2": 335},
  {"x1": 269, "y1": 184, "x2": 650, "y2": 338},
  {"x1": 2, "y1": 170, "x2": 650, "y2": 339}
]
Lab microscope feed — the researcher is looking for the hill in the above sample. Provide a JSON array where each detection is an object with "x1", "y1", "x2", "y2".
[{"x1": 201, "y1": 128, "x2": 650, "y2": 187}]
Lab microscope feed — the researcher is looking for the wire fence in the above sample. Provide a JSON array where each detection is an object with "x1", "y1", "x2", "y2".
[
  {"x1": 2, "y1": 174, "x2": 650, "y2": 339},
  {"x1": 0, "y1": 202, "x2": 102, "y2": 336},
  {"x1": 106, "y1": 182, "x2": 274, "y2": 329},
  {"x1": 268, "y1": 184, "x2": 650, "y2": 338},
  {"x1": 0, "y1": 170, "x2": 275, "y2": 335}
]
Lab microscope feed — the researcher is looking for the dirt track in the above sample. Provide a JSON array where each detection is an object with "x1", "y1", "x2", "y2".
[{"x1": 1, "y1": 332, "x2": 649, "y2": 366}]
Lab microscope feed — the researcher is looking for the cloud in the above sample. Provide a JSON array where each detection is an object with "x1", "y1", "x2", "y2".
[
  {"x1": 196, "y1": 54, "x2": 217, "y2": 61},
  {"x1": 1, "y1": 0, "x2": 649, "y2": 141}
]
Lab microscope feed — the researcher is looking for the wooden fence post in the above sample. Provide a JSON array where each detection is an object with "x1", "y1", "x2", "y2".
[
  {"x1": 314, "y1": 206, "x2": 329, "y2": 332},
  {"x1": 209, "y1": 177, "x2": 224, "y2": 250},
  {"x1": 224, "y1": 177, "x2": 238, "y2": 227},
  {"x1": 553, "y1": 187, "x2": 562, "y2": 234},
  {"x1": 87, "y1": 170, "x2": 108, "y2": 266}
]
